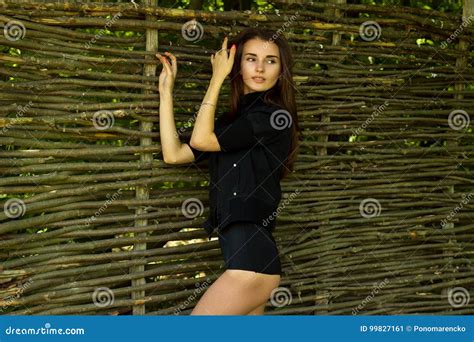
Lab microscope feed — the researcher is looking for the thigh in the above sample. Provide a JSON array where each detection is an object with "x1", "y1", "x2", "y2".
[{"x1": 191, "y1": 269, "x2": 280, "y2": 315}]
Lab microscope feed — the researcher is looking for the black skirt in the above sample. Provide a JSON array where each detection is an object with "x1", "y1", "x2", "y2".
[{"x1": 218, "y1": 221, "x2": 282, "y2": 276}]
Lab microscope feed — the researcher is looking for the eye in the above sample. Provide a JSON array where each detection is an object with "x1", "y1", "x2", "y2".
[{"x1": 246, "y1": 57, "x2": 277, "y2": 64}]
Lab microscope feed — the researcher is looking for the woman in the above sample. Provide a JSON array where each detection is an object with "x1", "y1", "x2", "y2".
[{"x1": 156, "y1": 28, "x2": 301, "y2": 315}]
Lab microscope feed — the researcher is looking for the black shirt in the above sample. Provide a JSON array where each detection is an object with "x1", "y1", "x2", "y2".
[{"x1": 188, "y1": 90, "x2": 292, "y2": 240}]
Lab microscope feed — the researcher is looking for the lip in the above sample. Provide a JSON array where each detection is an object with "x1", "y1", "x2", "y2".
[{"x1": 252, "y1": 76, "x2": 266, "y2": 83}]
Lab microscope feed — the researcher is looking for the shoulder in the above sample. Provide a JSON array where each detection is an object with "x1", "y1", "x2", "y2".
[
  {"x1": 215, "y1": 112, "x2": 230, "y2": 128},
  {"x1": 247, "y1": 103, "x2": 293, "y2": 132},
  {"x1": 248, "y1": 101, "x2": 281, "y2": 115}
]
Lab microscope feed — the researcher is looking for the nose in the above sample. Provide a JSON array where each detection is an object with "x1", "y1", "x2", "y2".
[{"x1": 256, "y1": 60, "x2": 264, "y2": 73}]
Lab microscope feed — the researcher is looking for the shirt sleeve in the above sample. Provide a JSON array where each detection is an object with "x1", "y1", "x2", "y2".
[
  {"x1": 187, "y1": 143, "x2": 211, "y2": 163},
  {"x1": 214, "y1": 107, "x2": 292, "y2": 152},
  {"x1": 182, "y1": 131, "x2": 210, "y2": 164}
]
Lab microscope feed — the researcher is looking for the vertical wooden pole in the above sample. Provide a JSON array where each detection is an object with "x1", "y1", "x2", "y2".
[{"x1": 131, "y1": 0, "x2": 158, "y2": 315}]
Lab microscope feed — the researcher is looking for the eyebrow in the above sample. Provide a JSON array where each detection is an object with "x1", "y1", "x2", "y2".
[{"x1": 244, "y1": 53, "x2": 280, "y2": 59}]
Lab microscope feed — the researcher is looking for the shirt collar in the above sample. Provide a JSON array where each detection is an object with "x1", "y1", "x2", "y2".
[{"x1": 239, "y1": 89, "x2": 270, "y2": 112}]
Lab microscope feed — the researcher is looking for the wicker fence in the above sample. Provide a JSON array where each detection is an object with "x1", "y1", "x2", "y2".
[{"x1": 0, "y1": 0, "x2": 473, "y2": 315}]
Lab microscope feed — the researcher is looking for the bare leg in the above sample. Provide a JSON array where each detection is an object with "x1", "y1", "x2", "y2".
[
  {"x1": 190, "y1": 269, "x2": 280, "y2": 315},
  {"x1": 247, "y1": 303, "x2": 266, "y2": 315}
]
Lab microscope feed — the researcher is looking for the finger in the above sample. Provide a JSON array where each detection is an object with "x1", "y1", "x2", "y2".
[
  {"x1": 171, "y1": 62, "x2": 177, "y2": 75},
  {"x1": 156, "y1": 53, "x2": 170, "y2": 66},
  {"x1": 168, "y1": 52, "x2": 178, "y2": 74},
  {"x1": 221, "y1": 36, "x2": 228, "y2": 51},
  {"x1": 229, "y1": 44, "x2": 236, "y2": 60},
  {"x1": 161, "y1": 56, "x2": 172, "y2": 74},
  {"x1": 163, "y1": 52, "x2": 174, "y2": 62},
  {"x1": 166, "y1": 52, "x2": 178, "y2": 74},
  {"x1": 165, "y1": 51, "x2": 176, "y2": 61},
  {"x1": 160, "y1": 53, "x2": 171, "y2": 66}
]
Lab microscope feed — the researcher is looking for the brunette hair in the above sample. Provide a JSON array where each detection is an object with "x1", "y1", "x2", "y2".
[{"x1": 228, "y1": 28, "x2": 301, "y2": 180}]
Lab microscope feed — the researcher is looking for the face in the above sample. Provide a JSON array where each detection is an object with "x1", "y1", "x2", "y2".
[{"x1": 239, "y1": 38, "x2": 281, "y2": 95}]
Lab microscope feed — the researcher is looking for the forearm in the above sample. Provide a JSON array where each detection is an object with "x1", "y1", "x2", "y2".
[
  {"x1": 190, "y1": 77, "x2": 224, "y2": 146},
  {"x1": 159, "y1": 92, "x2": 182, "y2": 162}
]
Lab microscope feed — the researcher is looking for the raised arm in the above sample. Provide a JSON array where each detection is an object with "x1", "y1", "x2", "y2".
[
  {"x1": 156, "y1": 51, "x2": 195, "y2": 164},
  {"x1": 190, "y1": 37, "x2": 236, "y2": 151},
  {"x1": 189, "y1": 77, "x2": 223, "y2": 151}
]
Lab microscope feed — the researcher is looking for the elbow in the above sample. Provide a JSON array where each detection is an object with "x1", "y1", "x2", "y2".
[
  {"x1": 189, "y1": 138, "x2": 204, "y2": 151},
  {"x1": 190, "y1": 134, "x2": 220, "y2": 152},
  {"x1": 163, "y1": 153, "x2": 176, "y2": 165},
  {"x1": 163, "y1": 156, "x2": 174, "y2": 165}
]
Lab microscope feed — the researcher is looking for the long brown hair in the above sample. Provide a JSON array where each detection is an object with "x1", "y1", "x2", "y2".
[{"x1": 228, "y1": 28, "x2": 301, "y2": 180}]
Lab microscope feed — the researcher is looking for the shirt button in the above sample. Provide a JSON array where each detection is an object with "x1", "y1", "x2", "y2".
[
  {"x1": 233, "y1": 163, "x2": 237, "y2": 167},
  {"x1": 233, "y1": 192, "x2": 237, "y2": 196}
]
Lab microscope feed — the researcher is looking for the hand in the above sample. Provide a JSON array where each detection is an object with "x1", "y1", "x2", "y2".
[
  {"x1": 211, "y1": 36, "x2": 236, "y2": 83},
  {"x1": 156, "y1": 51, "x2": 177, "y2": 95}
]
